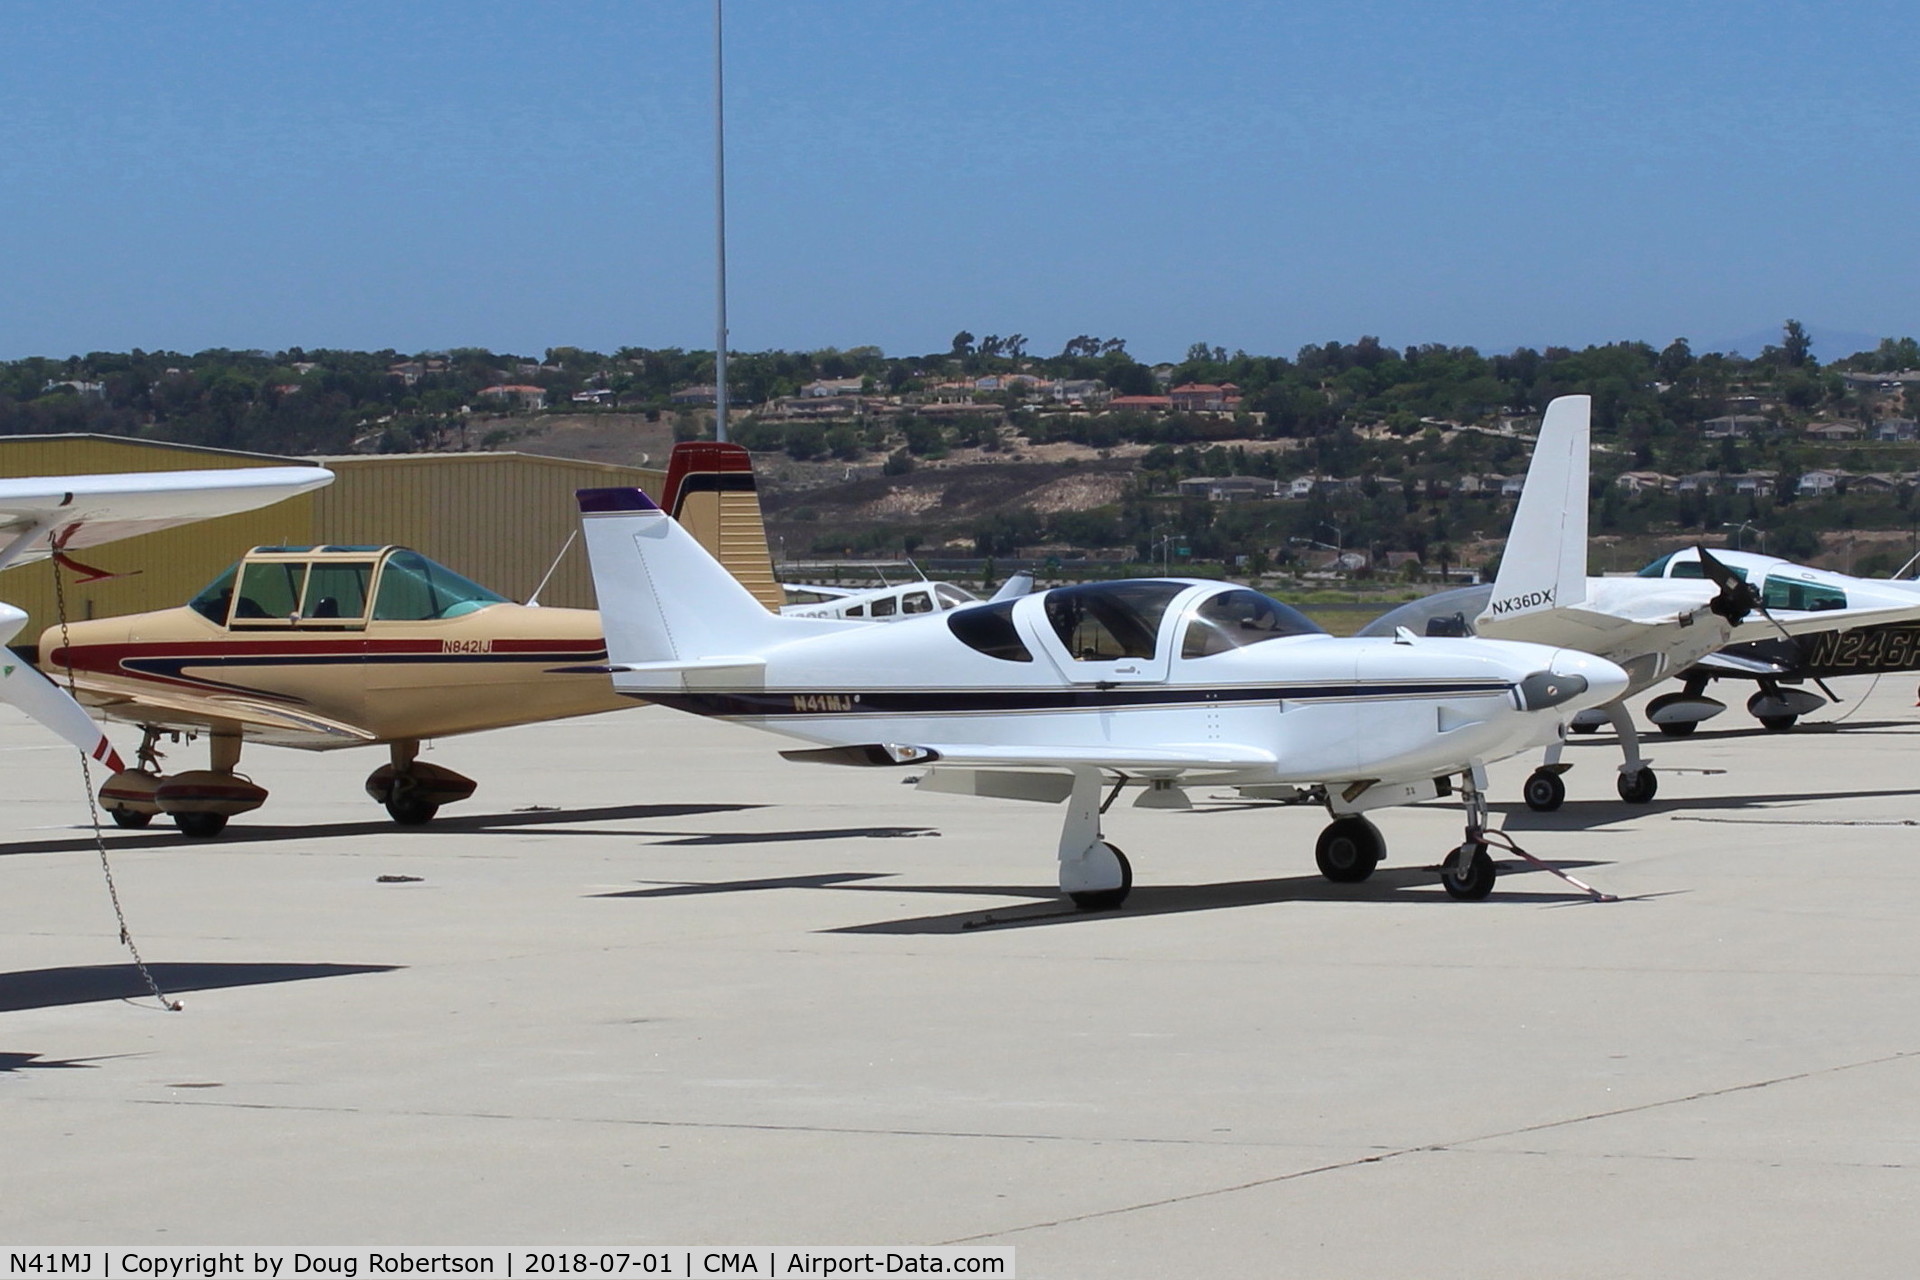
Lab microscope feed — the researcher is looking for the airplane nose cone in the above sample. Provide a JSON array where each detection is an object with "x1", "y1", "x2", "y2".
[
  {"x1": 1551, "y1": 648, "x2": 1629, "y2": 709},
  {"x1": 1514, "y1": 650, "x2": 1628, "y2": 712}
]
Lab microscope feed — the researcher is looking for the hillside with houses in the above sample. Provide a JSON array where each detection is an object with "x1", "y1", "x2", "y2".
[{"x1": 11, "y1": 324, "x2": 1920, "y2": 582}]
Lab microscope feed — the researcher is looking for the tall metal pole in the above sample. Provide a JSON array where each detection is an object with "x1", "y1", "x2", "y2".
[{"x1": 712, "y1": 0, "x2": 730, "y2": 443}]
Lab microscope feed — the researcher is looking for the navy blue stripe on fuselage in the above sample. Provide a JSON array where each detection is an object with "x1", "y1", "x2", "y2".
[
  {"x1": 625, "y1": 680, "x2": 1515, "y2": 719},
  {"x1": 115, "y1": 649, "x2": 611, "y2": 701}
]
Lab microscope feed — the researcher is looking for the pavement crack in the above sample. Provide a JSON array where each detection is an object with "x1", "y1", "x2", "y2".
[{"x1": 944, "y1": 1047, "x2": 1920, "y2": 1244}]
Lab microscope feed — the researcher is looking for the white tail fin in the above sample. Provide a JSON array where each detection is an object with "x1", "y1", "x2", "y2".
[
  {"x1": 577, "y1": 488, "x2": 808, "y2": 669},
  {"x1": 1482, "y1": 395, "x2": 1590, "y2": 622}
]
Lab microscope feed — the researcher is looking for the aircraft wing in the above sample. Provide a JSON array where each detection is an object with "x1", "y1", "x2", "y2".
[
  {"x1": 1726, "y1": 600, "x2": 1920, "y2": 643},
  {"x1": 1476, "y1": 603, "x2": 1703, "y2": 647},
  {"x1": 0, "y1": 466, "x2": 335, "y2": 571},
  {"x1": 1691, "y1": 650, "x2": 1796, "y2": 677},
  {"x1": 782, "y1": 741, "x2": 1279, "y2": 771},
  {"x1": 57, "y1": 670, "x2": 377, "y2": 747}
]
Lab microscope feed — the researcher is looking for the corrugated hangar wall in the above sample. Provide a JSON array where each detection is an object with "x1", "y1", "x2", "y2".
[
  {"x1": 1, "y1": 435, "x2": 663, "y2": 635},
  {"x1": 307, "y1": 453, "x2": 665, "y2": 612}
]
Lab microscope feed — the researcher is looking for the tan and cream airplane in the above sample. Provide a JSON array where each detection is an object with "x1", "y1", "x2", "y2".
[{"x1": 38, "y1": 443, "x2": 780, "y2": 836}]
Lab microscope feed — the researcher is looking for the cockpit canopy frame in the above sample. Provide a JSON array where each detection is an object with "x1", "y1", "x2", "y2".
[{"x1": 189, "y1": 545, "x2": 509, "y2": 630}]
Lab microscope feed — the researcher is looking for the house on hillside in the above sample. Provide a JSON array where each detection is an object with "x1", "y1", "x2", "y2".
[
  {"x1": 1797, "y1": 469, "x2": 1845, "y2": 496},
  {"x1": 1874, "y1": 418, "x2": 1919, "y2": 442},
  {"x1": 670, "y1": 385, "x2": 718, "y2": 407},
  {"x1": 1178, "y1": 475, "x2": 1280, "y2": 502},
  {"x1": 1613, "y1": 471, "x2": 1672, "y2": 494},
  {"x1": 478, "y1": 384, "x2": 547, "y2": 411},
  {"x1": 1107, "y1": 394, "x2": 1172, "y2": 412},
  {"x1": 801, "y1": 377, "x2": 865, "y2": 397},
  {"x1": 1168, "y1": 382, "x2": 1242, "y2": 412},
  {"x1": 1804, "y1": 420, "x2": 1864, "y2": 441},
  {"x1": 1674, "y1": 471, "x2": 1719, "y2": 495},
  {"x1": 1049, "y1": 379, "x2": 1107, "y2": 405},
  {"x1": 1705, "y1": 414, "x2": 1762, "y2": 438}
]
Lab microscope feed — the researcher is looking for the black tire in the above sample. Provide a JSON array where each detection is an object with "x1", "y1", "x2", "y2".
[
  {"x1": 1441, "y1": 844, "x2": 1496, "y2": 900},
  {"x1": 1617, "y1": 767, "x2": 1658, "y2": 804},
  {"x1": 1067, "y1": 844, "x2": 1132, "y2": 912},
  {"x1": 1315, "y1": 816, "x2": 1384, "y2": 882},
  {"x1": 173, "y1": 811, "x2": 228, "y2": 839},
  {"x1": 385, "y1": 794, "x2": 440, "y2": 826},
  {"x1": 1568, "y1": 721, "x2": 1600, "y2": 735},
  {"x1": 109, "y1": 807, "x2": 154, "y2": 829},
  {"x1": 1522, "y1": 770, "x2": 1566, "y2": 812},
  {"x1": 1758, "y1": 714, "x2": 1797, "y2": 732},
  {"x1": 1656, "y1": 720, "x2": 1697, "y2": 737}
]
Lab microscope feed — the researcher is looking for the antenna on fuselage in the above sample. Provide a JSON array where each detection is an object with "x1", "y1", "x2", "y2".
[{"x1": 526, "y1": 530, "x2": 578, "y2": 608}]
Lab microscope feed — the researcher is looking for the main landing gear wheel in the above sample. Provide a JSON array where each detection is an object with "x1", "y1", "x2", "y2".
[
  {"x1": 1441, "y1": 843, "x2": 1496, "y2": 900},
  {"x1": 1758, "y1": 714, "x2": 1798, "y2": 732},
  {"x1": 384, "y1": 794, "x2": 440, "y2": 826},
  {"x1": 109, "y1": 807, "x2": 154, "y2": 829},
  {"x1": 1656, "y1": 720, "x2": 1698, "y2": 737},
  {"x1": 1315, "y1": 816, "x2": 1383, "y2": 882},
  {"x1": 173, "y1": 811, "x2": 228, "y2": 839},
  {"x1": 1617, "y1": 767, "x2": 1658, "y2": 804},
  {"x1": 1522, "y1": 769, "x2": 1567, "y2": 812},
  {"x1": 1067, "y1": 844, "x2": 1132, "y2": 912}
]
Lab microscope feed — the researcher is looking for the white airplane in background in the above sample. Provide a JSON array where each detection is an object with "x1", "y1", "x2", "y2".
[
  {"x1": 1361, "y1": 396, "x2": 1920, "y2": 809},
  {"x1": 576, "y1": 484, "x2": 1627, "y2": 909},
  {"x1": 780, "y1": 571, "x2": 1033, "y2": 621},
  {"x1": 0, "y1": 466, "x2": 335, "y2": 774}
]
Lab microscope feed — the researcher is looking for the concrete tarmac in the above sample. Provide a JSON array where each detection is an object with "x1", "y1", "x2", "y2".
[{"x1": 4, "y1": 676, "x2": 1920, "y2": 1276}]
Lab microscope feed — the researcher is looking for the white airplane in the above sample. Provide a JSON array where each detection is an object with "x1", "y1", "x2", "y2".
[
  {"x1": 0, "y1": 466, "x2": 335, "y2": 775},
  {"x1": 779, "y1": 571, "x2": 1033, "y2": 621},
  {"x1": 575, "y1": 485, "x2": 1628, "y2": 909},
  {"x1": 1360, "y1": 396, "x2": 1920, "y2": 809}
]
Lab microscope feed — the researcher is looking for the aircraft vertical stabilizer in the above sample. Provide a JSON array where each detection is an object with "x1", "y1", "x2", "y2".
[
  {"x1": 1483, "y1": 395, "x2": 1591, "y2": 623},
  {"x1": 578, "y1": 487, "x2": 799, "y2": 668},
  {"x1": 662, "y1": 442, "x2": 784, "y2": 612}
]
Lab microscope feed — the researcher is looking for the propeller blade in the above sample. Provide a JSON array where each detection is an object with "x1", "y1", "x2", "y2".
[
  {"x1": 0, "y1": 657, "x2": 125, "y2": 772},
  {"x1": 1694, "y1": 545, "x2": 1758, "y2": 625}
]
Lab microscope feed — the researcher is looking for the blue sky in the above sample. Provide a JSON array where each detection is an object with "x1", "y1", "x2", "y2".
[{"x1": 4, "y1": 0, "x2": 1917, "y2": 364}]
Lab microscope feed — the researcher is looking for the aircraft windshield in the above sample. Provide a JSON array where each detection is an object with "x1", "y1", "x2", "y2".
[
  {"x1": 189, "y1": 564, "x2": 239, "y2": 623},
  {"x1": 1043, "y1": 581, "x2": 1185, "y2": 661},
  {"x1": 1181, "y1": 588, "x2": 1324, "y2": 658},
  {"x1": 373, "y1": 551, "x2": 508, "y2": 621}
]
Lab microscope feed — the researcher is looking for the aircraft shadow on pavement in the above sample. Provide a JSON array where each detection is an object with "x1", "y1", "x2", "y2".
[
  {"x1": 0, "y1": 803, "x2": 760, "y2": 859},
  {"x1": 0, "y1": 961, "x2": 400, "y2": 1013},
  {"x1": 596, "y1": 871, "x2": 896, "y2": 898},
  {"x1": 830, "y1": 861, "x2": 1619, "y2": 933},
  {"x1": 631, "y1": 826, "x2": 939, "y2": 847},
  {"x1": 1493, "y1": 784, "x2": 1920, "y2": 831},
  {"x1": 0, "y1": 1050, "x2": 121, "y2": 1073},
  {"x1": 596, "y1": 858, "x2": 1613, "y2": 932}
]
